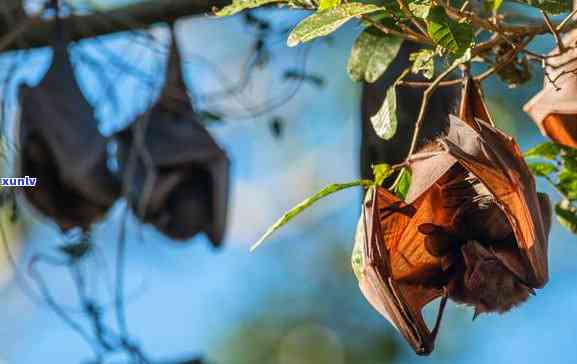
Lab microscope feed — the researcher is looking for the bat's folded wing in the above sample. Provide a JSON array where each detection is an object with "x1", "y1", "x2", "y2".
[
  {"x1": 442, "y1": 115, "x2": 550, "y2": 287},
  {"x1": 357, "y1": 187, "x2": 445, "y2": 355}
]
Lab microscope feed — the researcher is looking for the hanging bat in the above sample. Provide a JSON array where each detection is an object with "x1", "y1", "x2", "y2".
[
  {"x1": 354, "y1": 115, "x2": 552, "y2": 355},
  {"x1": 524, "y1": 29, "x2": 577, "y2": 149},
  {"x1": 115, "y1": 32, "x2": 230, "y2": 247},
  {"x1": 18, "y1": 40, "x2": 121, "y2": 231}
]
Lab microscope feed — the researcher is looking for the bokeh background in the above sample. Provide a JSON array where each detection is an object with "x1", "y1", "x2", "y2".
[{"x1": 0, "y1": 1, "x2": 576, "y2": 363}]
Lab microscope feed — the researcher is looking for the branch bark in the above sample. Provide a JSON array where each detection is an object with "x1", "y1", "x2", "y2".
[{"x1": 0, "y1": 0, "x2": 229, "y2": 51}]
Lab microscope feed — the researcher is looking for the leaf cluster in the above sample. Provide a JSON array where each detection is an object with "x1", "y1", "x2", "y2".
[{"x1": 525, "y1": 142, "x2": 577, "y2": 234}]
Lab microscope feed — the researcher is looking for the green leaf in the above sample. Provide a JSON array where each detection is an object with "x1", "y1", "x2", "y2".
[
  {"x1": 409, "y1": 49, "x2": 435, "y2": 79},
  {"x1": 352, "y1": 187, "x2": 376, "y2": 279},
  {"x1": 251, "y1": 179, "x2": 373, "y2": 251},
  {"x1": 372, "y1": 163, "x2": 393, "y2": 186},
  {"x1": 524, "y1": 142, "x2": 561, "y2": 160},
  {"x1": 214, "y1": 0, "x2": 283, "y2": 16},
  {"x1": 392, "y1": 167, "x2": 411, "y2": 199},
  {"x1": 555, "y1": 199, "x2": 577, "y2": 234},
  {"x1": 351, "y1": 212, "x2": 366, "y2": 280},
  {"x1": 514, "y1": 0, "x2": 571, "y2": 14},
  {"x1": 319, "y1": 0, "x2": 341, "y2": 10},
  {"x1": 561, "y1": 146, "x2": 577, "y2": 172},
  {"x1": 287, "y1": 3, "x2": 383, "y2": 47},
  {"x1": 409, "y1": 0, "x2": 431, "y2": 18},
  {"x1": 426, "y1": 6, "x2": 474, "y2": 55},
  {"x1": 484, "y1": 0, "x2": 503, "y2": 12},
  {"x1": 370, "y1": 86, "x2": 397, "y2": 140},
  {"x1": 347, "y1": 28, "x2": 403, "y2": 83},
  {"x1": 527, "y1": 161, "x2": 557, "y2": 177},
  {"x1": 558, "y1": 169, "x2": 577, "y2": 201}
]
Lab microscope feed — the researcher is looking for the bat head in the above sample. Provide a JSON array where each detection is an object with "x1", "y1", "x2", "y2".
[{"x1": 454, "y1": 240, "x2": 533, "y2": 315}]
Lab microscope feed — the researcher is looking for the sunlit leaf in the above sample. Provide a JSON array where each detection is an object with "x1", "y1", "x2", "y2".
[
  {"x1": 555, "y1": 199, "x2": 577, "y2": 234},
  {"x1": 351, "y1": 213, "x2": 366, "y2": 280},
  {"x1": 287, "y1": 3, "x2": 383, "y2": 47},
  {"x1": 484, "y1": 0, "x2": 503, "y2": 12},
  {"x1": 409, "y1": 49, "x2": 435, "y2": 79},
  {"x1": 558, "y1": 169, "x2": 577, "y2": 201},
  {"x1": 370, "y1": 86, "x2": 397, "y2": 140},
  {"x1": 527, "y1": 161, "x2": 557, "y2": 177},
  {"x1": 392, "y1": 167, "x2": 411, "y2": 199},
  {"x1": 214, "y1": 0, "x2": 283, "y2": 16},
  {"x1": 372, "y1": 163, "x2": 393, "y2": 186},
  {"x1": 524, "y1": 142, "x2": 561, "y2": 160},
  {"x1": 426, "y1": 6, "x2": 474, "y2": 55},
  {"x1": 319, "y1": 0, "x2": 341, "y2": 10},
  {"x1": 561, "y1": 146, "x2": 577, "y2": 172},
  {"x1": 347, "y1": 28, "x2": 403, "y2": 83},
  {"x1": 409, "y1": 0, "x2": 431, "y2": 18},
  {"x1": 251, "y1": 180, "x2": 373, "y2": 251}
]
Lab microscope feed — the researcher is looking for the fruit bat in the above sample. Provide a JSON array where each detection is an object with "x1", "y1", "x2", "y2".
[
  {"x1": 524, "y1": 29, "x2": 577, "y2": 149},
  {"x1": 115, "y1": 32, "x2": 229, "y2": 247},
  {"x1": 353, "y1": 114, "x2": 552, "y2": 355},
  {"x1": 17, "y1": 30, "x2": 120, "y2": 231}
]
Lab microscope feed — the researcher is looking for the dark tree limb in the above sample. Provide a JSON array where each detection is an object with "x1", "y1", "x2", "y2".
[{"x1": 0, "y1": 0, "x2": 229, "y2": 52}]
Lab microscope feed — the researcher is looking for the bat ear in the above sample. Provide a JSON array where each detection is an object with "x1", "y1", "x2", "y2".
[
  {"x1": 18, "y1": 32, "x2": 120, "y2": 231},
  {"x1": 524, "y1": 29, "x2": 577, "y2": 149},
  {"x1": 115, "y1": 26, "x2": 230, "y2": 247}
]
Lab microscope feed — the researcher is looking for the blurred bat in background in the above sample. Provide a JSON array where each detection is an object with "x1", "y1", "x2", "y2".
[
  {"x1": 18, "y1": 30, "x2": 120, "y2": 231},
  {"x1": 115, "y1": 29, "x2": 229, "y2": 247}
]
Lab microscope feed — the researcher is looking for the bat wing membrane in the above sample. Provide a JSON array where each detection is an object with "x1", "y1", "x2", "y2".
[{"x1": 359, "y1": 187, "x2": 444, "y2": 355}]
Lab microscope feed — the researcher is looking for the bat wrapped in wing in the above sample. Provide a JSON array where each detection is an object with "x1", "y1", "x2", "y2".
[
  {"x1": 524, "y1": 29, "x2": 577, "y2": 149},
  {"x1": 115, "y1": 31, "x2": 229, "y2": 246},
  {"x1": 353, "y1": 113, "x2": 552, "y2": 355},
  {"x1": 18, "y1": 31, "x2": 120, "y2": 231}
]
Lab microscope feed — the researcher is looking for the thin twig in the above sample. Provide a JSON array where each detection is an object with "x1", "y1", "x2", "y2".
[
  {"x1": 398, "y1": 77, "x2": 464, "y2": 87},
  {"x1": 396, "y1": 0, "x2": 428, "y2": 37},
  {"x1": 361, "y1": 15, "x2": 433, "y2": 45},
  {"x1": 406, "y1": 59, "x2": 463, "y2": 159},
  {"x1": 474, "y1": 36, "x2": 533, "y2": 82},
  {"x1": 541, "y1": 10, "x2": 565, "y2": 51},
  {"x1": 557, "y1": 7, "x2": 577, "y2": 32},
  {"x1": 28, "y1": 255, "x2": 103, "y2": 358},
  {"x1": 115, "y1": 207, "x2": 130, "y2": 339}
]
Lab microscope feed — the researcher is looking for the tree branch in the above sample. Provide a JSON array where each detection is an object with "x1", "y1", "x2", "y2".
[{"x1": 0, "y1": 0, "x2": 229, "y2": 51}]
